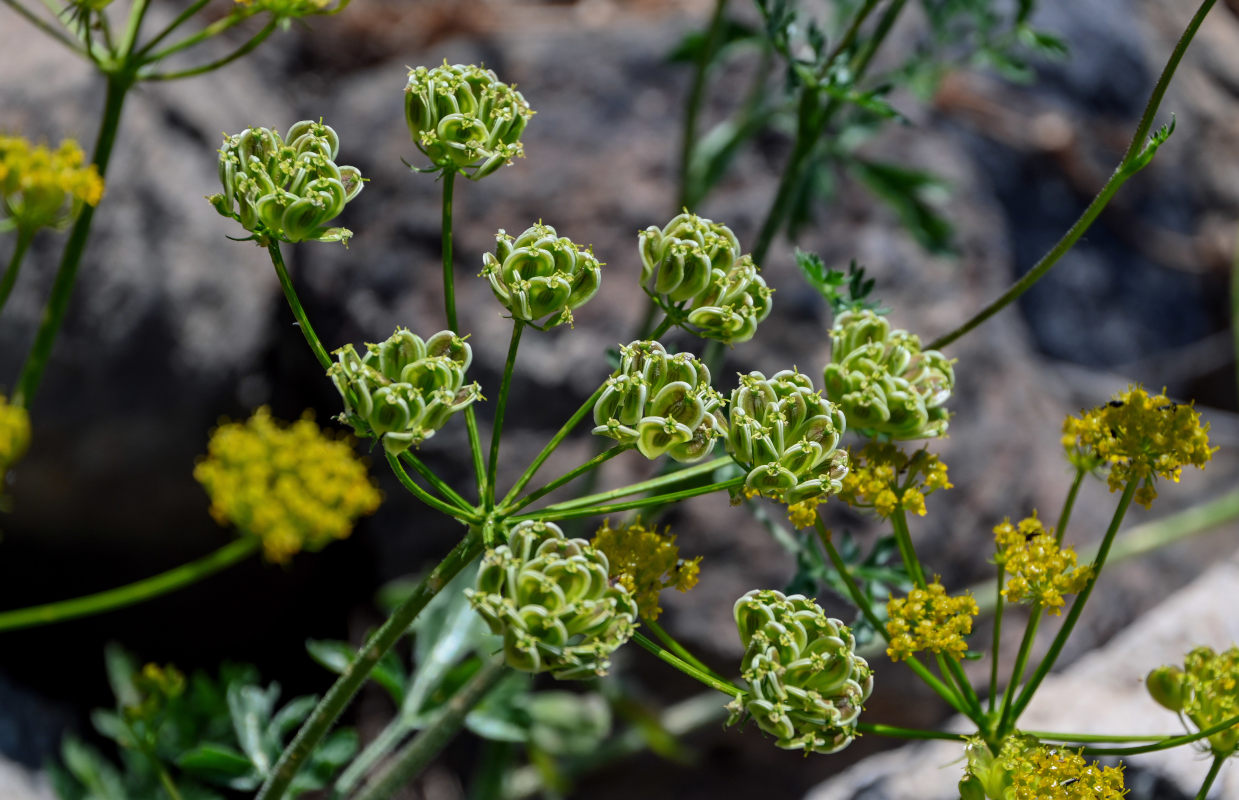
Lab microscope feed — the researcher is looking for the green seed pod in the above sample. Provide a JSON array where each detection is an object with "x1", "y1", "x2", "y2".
[
  {"x1": 1146, "y1": 665, "x2": 1186, "y2": 712},
  {"x1": 210, "y1": 120, "x2": 363, "y2": 246},
  {"x1": 726, "y1": 370, "x2": 848, "y2": 502},
  {"x1": 591, "y1": 340, "x2": 726, "y2": 463},
  {"x1": 328, "y1": 328, "x2": 482, "y2": 455},
  {"x1": 823, "y1": 310, "x2": 955, "y2": 440},
  {"x1": 481, "y1": 223, "x2": 602, "y2": 328},
  {"x1": 404, "y1": 62, "x2": 534, "y2": 179},
  {"x1": 638, "y1": 212, "x2": 771, "y2": 345},
  {"x1": 726, "y1": 589, "x2": 873, "y2": 754},
  {"x1": 466, "y1": 520, "x2": 638, "y2": 680}
]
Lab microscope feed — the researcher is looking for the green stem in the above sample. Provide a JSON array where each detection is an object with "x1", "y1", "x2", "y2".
[
  {"x1": 856, "y1": 722, "x2": 967, "y2": 742},
  {"x1": 500, "y1": 383, "x2": 608, "y2": 508},
  {"x1": 997, "y1": 603, "x2": 1041, "y2": 732},
  {"x1": 822, "y1": 0, "x2": 883, "y2": 67},
  {"x1": 0, "y1": 0, "x2": 87, "y2": 57},
  {"x1": 632, "y1": 631, "x2": 741, "y2": 696},
  {"x1": 134, "y1": 0, "x2": 213, "y2": 57},
  {"x1": 929, "y1": 0, "x2": 1217, "y2": 350},
  {"x1": 142, "y1": 21, "x2": 277, "y2": 81},
  {"x1": 988, "y1": 565, "x2": 1004, "y2": 714},
  {"x1": 1194, "y1": 754, "x2": 1225, "y2": 800},
  {"x1": 1005, "y1": 480, "x2": 1139, "y2": 730},
  {"x1": 1028, "y1": 729, "x2": 1189, "y2": 744},
  {"x1": 0, "y1": 228, "x2": 34, "y2": 318},
  {"x1": 1056, "y1": 467, "x2": 1087, "y2": 545},
  {"x1": 139, "y1": 7, "x2": 252, "y2": 63},
  {"x1": 13, "y1": 73, "x2": 131, "y2": 408},
  {"x1": 399, "y1": 451, "x2": 473, "y2": 513},
  {"x1": 513, "y1": 476, "x2": 743, "y2": 523},
  {"x1": 502, "y1": 445, "x2": 626, "y2": 516},
  {"x1": 533, "y1": 456, "x2": 732, "y2": 513},
  {"x1": 440, "y1": 169, "x2": 458, "y2": 331},
  {"x1": 889, "y1": 507, "x2": 927, "y2": 588},
  {"x1": 1075, "y1": 714, "x2": 1239, "y2": 756},
  {"x1": 643, "y1": 617, "x2": 728, "y2": 685},
  {"x1": 386, "y1": 452, "x2": 481, "y2": 522},
  {"x1": 256, "y1": 530, "x2": 485, "y2": 800},
  {"x1": 350, "y1": 657, "x2": 508, "y2": 800},
  {"x1": 465, "y1": 406, "x2": 487, "y2": 505},
  {"x1": 486, "y1": 322, "x2": 524, "y2": 510},
  {"x1": 0, "y1": 538, "x2": 258, "y2": 632},
  {"x1": 115, "y1": 0, "x2": 149, "y2": 59},
  {"x1": 648, "y1": 313, "x2": 676, "y2": 341},
  {"x1": 677, "y1": 0, "x2": 729, "y2": 210},
  {"x1": 267, "y1": 241, "x2": 332, "y2": 371}
]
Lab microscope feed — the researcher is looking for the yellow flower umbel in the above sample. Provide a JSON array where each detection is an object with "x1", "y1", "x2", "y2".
[
  {"x1": 0, "y1": 393, "x2": 30, "y2": 480},
  {"x1": 961, "y1": 735, "x2": 1126, "y2": 800},
  {"x1": 885, "y1": 581, "x2": 978, "y2": 661},
  {"x1": 1147, "y1": 645, "x2": 1239, "y2": 757},
  {"x1": 786, "y1": 496, "x2": 823, "y2": 529},
  {"x1": 993, "y1": 513, "x2": 1092, "y2": 615},
  {"x1": 0, "y1": 136, "x2": 103, "y2": 233},
  {"x1": 592, "y1": 519, "x2": 701, "y2": 621},
  {"x1": 837, "y1": 442, "x2": 951, "y2": 518},
  {"x1": 1062, "y1": 385, "x2": 1214, "y2": 509},
  {"x1": 194, "y1": 407, "x2": 382, "y2": 563}
]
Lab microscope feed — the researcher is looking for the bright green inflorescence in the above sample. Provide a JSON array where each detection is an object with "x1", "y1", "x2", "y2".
[
  {"x1": 591, "y1": 340, "x2": 725, "y2": 463},
  {"x1": 481, "y1": 223, "x2": 603, "y2": 328},
  {"x1": 727, "y1": 589, "x2": 873, "y2": 754},
  {"x1": 467, "y1": 520, "x2": 639, "y2": 680},
  {"x1": 726, "y1": 369, "x2": 848, "y2": 502},
  {"x1": 1147, "y1": 645, "x2": 1239, "y2": 757},
  {"x1": 638, "y1": 212, "x2": 771, "y2": 345},
  {"x1": 209, "y1": 120, "x2": 363, "y2": 246},
  {"x1": 404, "y1": 62, "x2": 534, "y2": 179},
  {"x1": 329, "y1": 328, "x2": 482, "y2": 455},
  {"x1": 823, "y1": 310, "x2": 954, "y2": 439},
  {"x1": 960, "y1": 735, "x2": 1127, "y2": 800}
]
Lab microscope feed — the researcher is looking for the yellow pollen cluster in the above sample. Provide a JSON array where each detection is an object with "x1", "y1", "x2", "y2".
[
  {"x1": 0, "y1": 394, "x2": 30, "y2": 474},
  {"x1": 592, "y1": 518, "x2": 701, "y2": 621},
  {"x1": 885, "y1": 580, "x2": 977, "y2": 661},
  {"x1": 786, "y1": 496, "x2": 822, "y2": 529},
  {"x1": 993, "y1": 514, "x2": 1091, "y2": 614},
  {"x1": 1008, "y1": 744, "x2": 1126, "y2": 800},
  {"x1": 1062, "y1": 385, "x2": 1214, "y2": 509},
  {"x1": 837, "y1": 442, "x2": 951, "y2": 518},
  {"x1": 194, "y1": 407, "x2": 382, "y2": 563},
  {"x1": 0, "y1": 136, "x2": 104, "y2": 231}
]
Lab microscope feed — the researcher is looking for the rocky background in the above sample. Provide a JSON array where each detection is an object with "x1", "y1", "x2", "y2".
[{"x1": 0, "y1": 0, "x2": 1237, "y2": 798}]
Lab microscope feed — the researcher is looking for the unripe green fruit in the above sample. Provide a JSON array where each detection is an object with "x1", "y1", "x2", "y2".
[{"x1": 481, "y1": 223, "x2": 602, "y2": 328}]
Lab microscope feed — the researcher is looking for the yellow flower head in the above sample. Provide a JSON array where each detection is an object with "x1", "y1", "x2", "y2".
[
  {"x1": 1062, "y1": 385, "x2": 1214, "y2": 509},
  {"x1": 962, "y1": 736, "x2": 1127, "y2": 800},
  {"x1": 785, "y1": 495, "x2": 822, "y2": 529},
  {"x1": 194, "y1": 407, "x2": 382, "y2": 563},
  {"x1": 0, "y1": 135, "x2": 103, "y2": 232},
  {"x1": 993, "y1": 513, "x2": 1092, "y2": 614},
  {"x1": 592, "y1": 518, "x2": 701, "y2": 621},
  {"x1": 885, "y1": 580, "x2": 978, "y2": 661},
  {"x1": 837, "y1": 442, "x2": 951, "y2": 519},
  {"x1": 0, "y1": 394, "x2": 30, "y2": 474},
  {"x1": 1148, "y1": 645, "x2": 1239, "y2": 757},
  {"x1": 125, "y1": 662, "x2": 187, "y2": 724}
]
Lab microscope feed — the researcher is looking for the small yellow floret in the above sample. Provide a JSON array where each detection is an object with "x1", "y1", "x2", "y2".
[
  {"x1": 786, "y1": 496, "x2": 822, "y2": 529},
  {"x1": 194, "y1": 407, "x2": 382, "y2": 563},
  {"x1": 1009, "y1": 743, "x2": 1126, "y2": 800},
  {"x1": 0, "y1": 135, "x2": 103, "y2": 231},
  {"x1": 993, "y1": 513, "x2": 1092, "y2": 614},
  {"x1": 885, "y1": 580, "x2": 977, "y2": 661},
  {"x1": 838, "y1": 442, "x2": 951, "y2": 519},
  {"x1": 592, "y1": 518, "x2": 701, "y2": 621},
  {"x1": 0, "y1": 394, "x2": 30, "y2": 474},
  {"x1": 1062, "y1": 385, "x2": 1214, "y2": 509}
]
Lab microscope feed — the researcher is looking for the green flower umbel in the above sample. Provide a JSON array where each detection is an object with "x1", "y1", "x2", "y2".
[
  {"x1": 592, "y1": 340, "x2": 725, "y2": 463},
  {"x1": 467, "y1": 521, "x2": 638, "y2": 680},
  {"x1": 210, "y1": 120, "x2": 363, "y2": 246},
  {"x1": 638, "y1": 212, "x2": 771, "y2": 345},
  {"x1": 727, "y1": 589, "x2": 873, "y2": 754},
  {"x1": 481, "y1": 223, "x2": 602, "y2": 328},
  {"x1": 823, "y1": 310, "x2": 954, "y2": 439},
  {"x1": 329, "y1": 328, "x2": 483, "y2": 455},
  {"x1": 726, "y1": 369, "x2": 848, "y2": 502},
  {"x1": 404, "y1": 62, "x2": 534, "y2": 179},
  {"x1": 1147, "y1": 645, "x2": 1239, "y2": 757}
]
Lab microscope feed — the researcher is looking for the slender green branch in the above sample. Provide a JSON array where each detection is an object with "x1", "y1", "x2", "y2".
[
  {"x1": 14, "y1": 74, "x2": 132, "y2": 408},
  {"x1": 0, "y1": 229, "x2": 34, "y2": 317},
  {"x1": 1028, "y1": 729, "x2": 1185, "y2": 744},
  {"x1": 988, "y1": 565, "x2": 1004, "y2": 714},
  {"x1": 1194, "y1": 754, "x2": 1226, "y2": 800},
  {"x1": 512, "y1": 476, "x2": 744, "y2": 523},
  {"x1": 677, "y1": 0, "x2": 729, "y2": 209},
  {"x1": 533, "y1": 456, "x2": 733, "y2": 513},
  {"x1": 648, "y1": 313, "x2": 676, "y2": 341},
  {"x1": 997, "y1": 603, "x2": 1041, "y2": 732},
  {"x1": 141, "y1": 20, "x2": 278, "y2": 81},
  {"x1": 0, "y1": 538, "x2": 258, "y2": 632},
  {"x1": 1005, "y1": 480, "x2": 1139, "y2": 730},
  {"x1": 116, "y1": 0, "x2": 150, "y2": 59},
  {"x1": 929, "y1": 0, "x2": 1217, "y2": 350},
  {"x1": 856, "y1": 722, "x2": 968, "y2": 742},
  {"x1": 0, "y1": 0, "x2": 88, "y2": 56},
  {"x1": 486, "y1": 322, "x2": 524, "y2": 510},
  {"x1": 1055, "y1": 467, "x2": 1088, "y2": 545},
  {"x1": 501, "y1": 445, "x2": 627, "y2": 516},
  {"x1": 386, "y1": 451, "x2": 481, "y2": 522},
  {"x1": 632, "y1": 632, "x2": 741, "y2": 696},
  {"x1": 134, "y1": 0, "x2": 213, "y2": 58},
  {"x1": 398, "y1": 451, "x2": 473, "y2": 513},
  {"x1": 256, "y1": 530, "x2": 485, "y2": 800},
  {"x1": 139, "y1": 7, "x2": 253, "y2": 63},
  {"x1": 267, "y1": 241, "x2": 332, "y2": 371},
  {"x1": 439, "y1": 169, "x2": 459, "y2": 330},
  {"x1": 644, "y1": 617, "x2": 729, "y2": 686},
  {"x1": 1074, "y1": 714, "x2": 1239, "y2": 756},
  {"x1": 464, "y1": 406, "x2": 487, "y2": 505},
  {"x1": 501, "y1": 383, "x2": 608, "y2": 507},
  {"x1": 822, "y1": 0, "x2": 883, "y2": 67},
  {"x1": 889, "y1": 507, "x2": 927, "y2": 588},
  {"x1": 350, "y1": 657, "x2": 508, "y2": 800}
]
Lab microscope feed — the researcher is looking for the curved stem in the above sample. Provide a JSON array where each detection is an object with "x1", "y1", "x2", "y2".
[
  {"x1": 1005, "y1": 480, "x2": 1139, "y2": 730},
  {"x1": 1075, "y1": 714, "x2": 1239, "y2": 756},
  {"x1": 677, "y1": 0, "x2": 729, "y2": 210},
  {"x1": 643, "y1": 617, "x2": 729, "y2": 685},
  {"x1": 513, "y1": 476, "x2": 743, "y2": 523},
  {"x1": 0, "y1": 537, "x2": 258, "y2": 632},
  {"x1": 632, "y1": 631, "x2": 741, "y2": 696},
  {"x1": 929, "y1": 0, "x2": 1217, "y2": 351},
  {"x1": 856, "y1": 722, "x2": 967, "y2": 742},
  {"x1": 399, "y1": 451, "x2": 473, "y2": 513},
  {"x1": 134, "y1": 0, "x2": 213, "y2": 58},
  {"x1": 533, "y1": 456, "x2": 732, "y2": 513},
  {"x1": 349, "y1": 657, "x2": 508, "y2": 800},
  {"x1": 386, "y1": 451, "x2": 480, "y2": 522},
  {"x1": 267, "y1": 241, "x2": 332, "y2": 371},
  {"x1": 139, "y1": 7, "x2": 253, "y2": 63},
  {"x1": 1194, "y1": 754, "x2": 1225, "y2": 800},
  {"x1": 502, "y1": 445, "x2": 626, "y2": 516},
  {"x1": 0, "y1": 228, "x2": 34, "y2": 318},
  {"x1": 501, "y1": 383, "x2": 608, "y2": 507},
  {"x1": 142, "y1": 20, "x2": 277, "y2": 81},
  {"x1": 1029, "y1": 729, "x2": 1190, "y2": 744},
  {"x1": 13, "y1": 74, "x2": 131, "y2": 408},
  {"x1": 256, "y1": 530, "x2": 485, "y2": 800},
  {"x1": 486, "y1": 322, "x2": 524, "y2": 510}
]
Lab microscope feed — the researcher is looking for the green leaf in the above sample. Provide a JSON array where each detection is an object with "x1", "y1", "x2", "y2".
[
  {"x1": 270, "y1": 695, "x2": 319, "y2": 742},
  {"x1": 667, "y1": 18, "x2": 760, "y2": 64},
  {"x1": 176, "y1": 743, "x2": 255, "y2": 780},
  {"x1": 1128, "y1": 115, "x2": 1176, "y2": 173},
  {"x1": 306, "y1": 638, "x2": 406, "y2": 707},
  {"x1": 849, "y1": 158, "x2": 955, "y2": 255},
  {"x1": 794, "y1": 252, "x2": 884, "y2": 315},
  {"x1": 102, "y1": 643, "x2": 140, "y2": 712}
]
